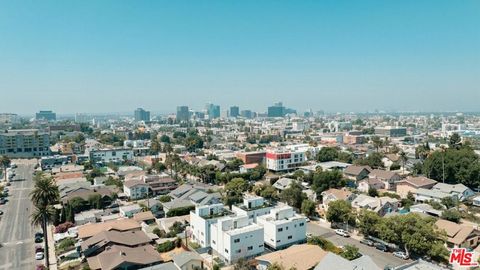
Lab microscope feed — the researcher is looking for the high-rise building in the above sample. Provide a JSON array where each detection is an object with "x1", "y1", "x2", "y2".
[
  {"x1": 0, "y1": 113, "x2": 20, "y2": 124},
  {"x1": 176, "y1": 106, "x2": 190, "y2": 122},
  {"x1": 206, "y1": 103, "x2": 220, "y2": 119},
  {"x1": 240, "y1": 110, "x2": 253, "y2": 119},
  {"x1": 36, "y1": 110, "x2": 56, "y2": 121},
  {"x1": 229, "y1": 106, "x2": 240, "y2": 118},
  {"x1": 0, "y1": 129, "x2": 51, "y2": 158},
  {"x1": 267, "y1": 102, "x2": 285, "y2": 117},
  {"x1": 134, "y1": 108, "x2": 150, "y2": 122}
]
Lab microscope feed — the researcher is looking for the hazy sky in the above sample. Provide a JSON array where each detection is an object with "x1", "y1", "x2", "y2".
[{"x1": 0, "y1": 1, "x2": 479, "y2": 115}]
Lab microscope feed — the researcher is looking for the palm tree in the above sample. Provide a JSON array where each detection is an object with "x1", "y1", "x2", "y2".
[
  {"x1": 399, "y1": 151, "x2": 408, "y2": 175},
  {"x1": 0, "y1": 155, "x2": 11, "y2": 182},
  {"x1": 31, "y1": 205, "x2": 56, "y2": 267},
  {"x1": 30, "y1": 174, "x2": 59, "y2": 208}
]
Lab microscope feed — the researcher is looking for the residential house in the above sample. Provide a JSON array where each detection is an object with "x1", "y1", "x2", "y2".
[
  {"x1": 343, "y1": 165, "x2": 371, "y2": 181},
  {"x1": 163, "y1": 184, "x2": 222, "y2": 213},
  {"x1": 431, "y1": 183, "x2": 475, "y2": 202},
  {"x1": 124, "y1": 180, "x2": 150, "y2": 200},
  {"x1": 78, "y1": 219, "x2": 141, "y2": 240},
  {"x1": 435, "y1": 219, "x2": 480, "y2": 249},
  {"x1": 87, "y1": 245, "x2": 162, "y2": 270},
  {"x1": 314, "y1": 252, "x2": 381, "y2": 270},
  {"x1": 351, "y1": 194, "x2": 399, "y2": 216},
  {"x1": 120, "y1": 204, "x2": 142, "y2": 218},
  {"x1": 256, "y1": 205, "x2": 307, "y2": 249},
  {"x1": 255, "y1": 244, "x2": 327, "y2": 270},
  {"x1": 320, "y1": 188, "x2": 357, "y2": 211},
  {"x1": 272, "y1": 177, "x2": 295, "y2": 191},
  {"x1": 368, "y1": 169, "x2": 402, "y2": 190},
  {"x1": 81, "y1": 230, "x2": 152, "y2": 257},
  {"x1": 414, "y1": 188, "x2": 453, "y2": 203},
  {"x1": 357, "y1": 178, "x2": 385, "y2": 193},
  {"x1": 396, "y1": 176, "x2": 437, "y2": 199},
  {"x1": 171, "y1": 252, "x2": 204, "y2": 270}
]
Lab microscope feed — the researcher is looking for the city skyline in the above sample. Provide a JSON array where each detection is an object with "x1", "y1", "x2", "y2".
[{"x1": 1, "y1": 1, "x2": 479, "y2": 114}]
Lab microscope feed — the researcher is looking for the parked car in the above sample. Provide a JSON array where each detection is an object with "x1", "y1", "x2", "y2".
[
  {"x1": 34, "y1": 236, "x2": 43, "y2": 243},
  {"x1": 5, "y1": 182, "x2": 11, "y2": 186},
  {"x1": 360, "y1": 238, "x2": 374, "y2": 246},
  {"x1": 35, "y1": 246, "x2": 44, "y2": 253},
  {"x1": 0, "y1": 198, "x2": 6, "y2": 205},
  {"x1": 35, "y1": 232, "x2": 44, "y2": 238},
  {"x1": 0, "y1": 210, "x2": 3, "y2": 215},
  {"x1": 35, "y1": 252, "x2": 44, "y2": 260},
  {"x1": 393, "y1": 251, "x2": 409, "y2": 260},
  {"x1": 374, "y1": 243, "x2": 388, "y2": 252},
  {"x1": 334, "y1": 229, "x2": 350, "y2": 237},
  {"x1": 306, "y1": 233, "x2": 313, "y2": 238}
]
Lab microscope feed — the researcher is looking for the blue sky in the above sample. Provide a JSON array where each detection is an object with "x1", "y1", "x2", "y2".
[{"x1": 0, "y1": 0, "x2": 479, "y2": 114}]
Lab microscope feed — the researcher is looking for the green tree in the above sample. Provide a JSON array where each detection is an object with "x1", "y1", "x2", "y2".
[
  {"x1": 368, "y1": 187, "x2": 379, "y2": 197},
  {"x1": 0, "y1": 156, "x2": 11, "y2": 182},
  {"x1": 441, "y1": 197, "x2": 457, "y2": 209},
  {"x1": 449, "y1": 133, "x2": 462, "y2": 149},
  {"x1": 354, "y1": 152, "x2": 384, "y2": 169},
  {"x1": 31, "y1": 205, "x2": 56, "y2": 266},
  {"x1": 279, "y1": 181, "x2": 306, "y2": 209},
  {"x1": 30, "y1": 173, "x2": 59, "y2": 208},
  {"x1": 224, "y1": 178, "x2": 250, "y2": 206},
  {"x1": 441, "y1": 209, "x2": 462, "y2": 223},
  {"x1": 301, "y1": 199, "x2": 316, "y2": 217},
  {"x1": 399, "y1": 151, "x2": 408, "y2": 174},
  {"x1": 357, "y1": 209, "x2": 382, "y2": 237},
  {"x1": 341, "y1": 245, "x2": 361, "y2": 260},
  {"x1": 316, "y1": 147, "x2": 339, "y2": 162},
  {"x1": 326, "y1": 200, "x2": 353, "y2": 225},
  {"x1": 88, "y1": 194, "x2": 103, "y2": 209}
]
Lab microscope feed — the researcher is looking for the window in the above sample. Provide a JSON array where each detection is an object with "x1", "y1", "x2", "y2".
[
  {"x1": 225, "y1": 249, "x2": 229, "y2": 253},
  {"x1": 259, "y1": 244, "x2": 264, "y2": 248},
  {"x1": 278, "y1": 228, "x2": 283, "y2": 232},
  {"x1": 286, "y1": 226, "x2": 289, "y2": 230},
  {"x1": 236, "y1": 249, "x2": 241, "y2": 254},
  {"x1": 212, "y1": 240, "x2": 216, "y2": 244},
  {"x1": 288, "y1": 235, "x2": 292, "y2": 239},
  {"x1": 299, "y1": 223, "x2": 304, "y2": 226},
  {"x1": 248, "y1": 246, "x2": 253, "y2": 251},
  {"x1": 276, "y1": 240, "x2": 281, "y2": 243},
  {"x1": 234, "y1": 238, "x2": 240, "y2": 243}
]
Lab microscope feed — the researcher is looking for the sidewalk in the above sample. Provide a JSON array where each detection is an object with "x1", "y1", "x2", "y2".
[{"x1": 47, "y1": 225, "x2": 58, "y2": 270}]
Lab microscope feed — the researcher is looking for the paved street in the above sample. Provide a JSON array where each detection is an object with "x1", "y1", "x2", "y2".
[
  {"x1": 0, "y1": 160, "x2": 39, "y2": 270},
  {"x1": 307, "y1": 222, "x2": 409, "y2": 268}
]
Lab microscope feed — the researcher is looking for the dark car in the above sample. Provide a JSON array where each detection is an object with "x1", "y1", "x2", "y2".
[
  {"x1": 374, "y1": 243, "x2": 388, "y2": 252},
  {"x1": 35, "y1": 232, "x2": 44, "y2": 238},
  {"x1": 35, "y1": 246, "x2": 44, "y2": 253},
  {"x1": 34, "y1": 236, "x2": 43, "y2": 243}
]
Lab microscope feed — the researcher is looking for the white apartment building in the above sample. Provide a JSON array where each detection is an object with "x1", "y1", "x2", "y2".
[
  {"x1": 265, "y1": 148, "x2": 306, "y2": 172},
  {"x1": 256, "y1": 205, "x2": 307, "y2": 249},
  {"x1": 210, "y1": 215, "x2": 264, "y2": 264},
  {"x1": 190, "y1": 204, "x2": 232, "y2": 248},
  {"x1": 89, "y1": 148, "x2": 134, "y2": 164},
  {"x1": 232, "y1": 195, "x2": 273, "y2": 222}
]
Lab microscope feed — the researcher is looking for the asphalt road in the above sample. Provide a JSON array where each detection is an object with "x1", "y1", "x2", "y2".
[
  {"x1": 0, "y1": 160, "x2": 39, "y2": 270},
  {"x1": 307, "y1": 222, "x2": 410, "y2": 268}
]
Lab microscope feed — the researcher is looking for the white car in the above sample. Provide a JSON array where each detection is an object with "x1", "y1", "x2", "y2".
[
  {"x1": 35, "y1": 252, "x2": 44, "y2": 260},
  {"x1": 393, "y1": 251, "x2": 409, "y2": 260},
  {"x1": 334, "y1": 229, "x2": 350, "y2": 237}
]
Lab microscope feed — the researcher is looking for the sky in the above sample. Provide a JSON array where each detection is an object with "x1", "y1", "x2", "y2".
[{"x1": 0, "y1": 0, "x2": 479, "y2": 115}]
